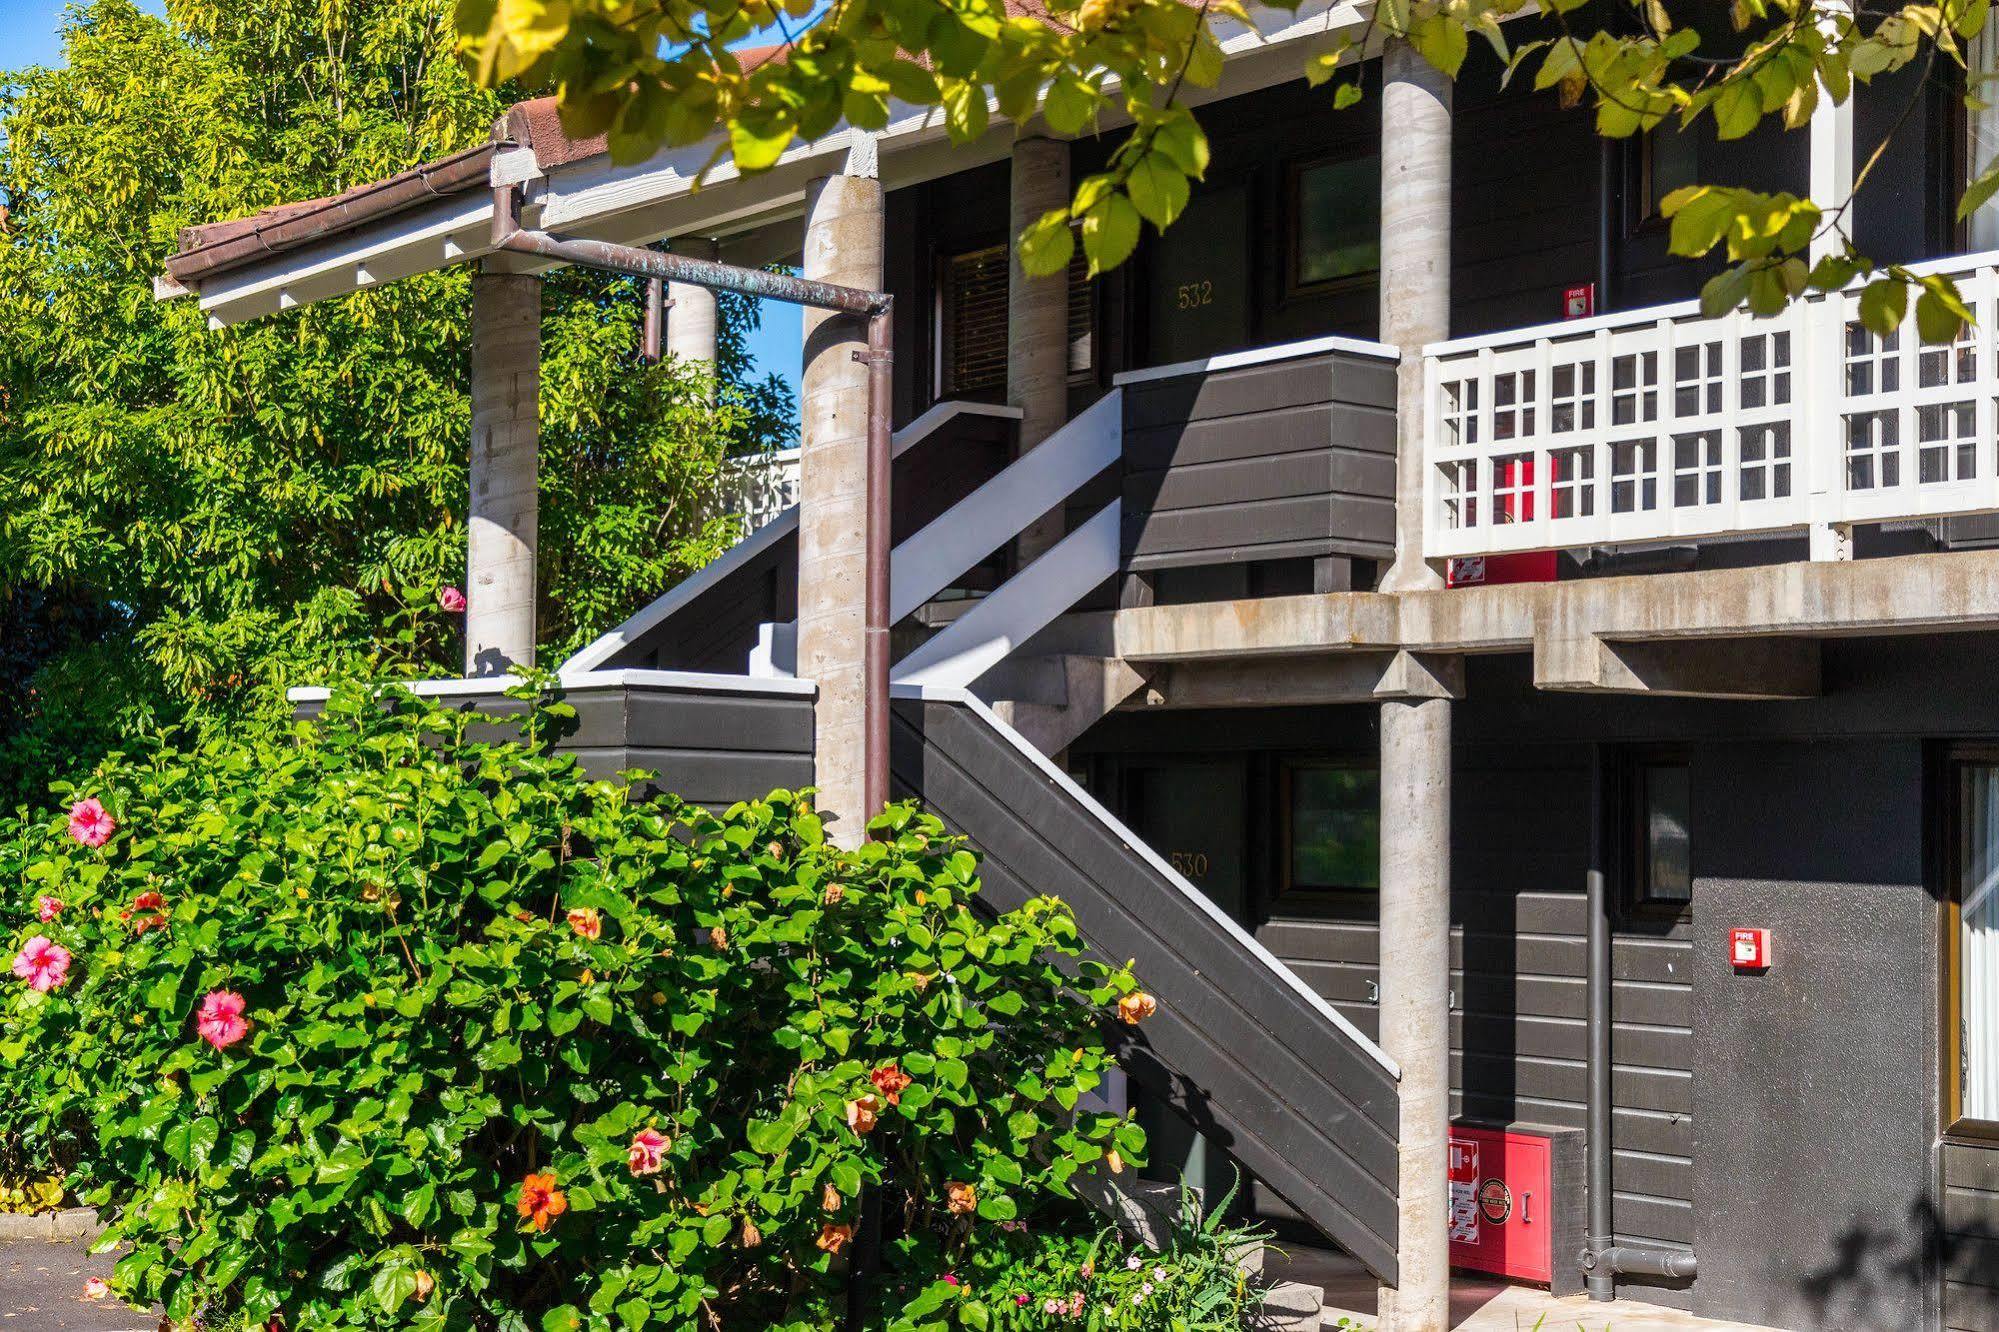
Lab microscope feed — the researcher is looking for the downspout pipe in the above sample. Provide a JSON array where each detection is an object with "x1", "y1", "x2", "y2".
[
  {"x1": 1583, "y1": 745, "x2": 1698, "y2": 1296},
  {"x1": 488, "y1": 182, "x2": 897, "y2": 819},
  {"x1": 1585, "y1": 744, "x2": 1615, "y2": 1299}
]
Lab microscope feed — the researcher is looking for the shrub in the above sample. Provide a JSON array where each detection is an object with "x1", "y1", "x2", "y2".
[
  {"x1": 0, "y1": 681, "x2": 1149, "y2": 1330},
  {"x1": 942, "y1": 1180, "x2": 1269, "y2": 1331}
]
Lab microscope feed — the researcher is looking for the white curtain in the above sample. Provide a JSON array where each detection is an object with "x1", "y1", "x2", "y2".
[
  {"x1": 1970, "y1": 24, "x2": 1999, "y2": 252},
  {"x1": 1963, "y1": 767, "x2": 1999, "y2": 1122}
]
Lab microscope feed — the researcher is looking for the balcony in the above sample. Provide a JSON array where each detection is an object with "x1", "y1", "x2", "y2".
[{"x1": 1423, "y1": 250, "x2": 1999, "y2": 564}]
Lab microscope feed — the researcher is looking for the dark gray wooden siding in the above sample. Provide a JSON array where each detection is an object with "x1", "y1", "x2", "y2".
[
  {"x1": 302, "y1": 681, "x2": 815, "y2": 810},
  {"x1": 888, "y1": 693, "x2": 1402, "y2": 1282},
  {"x1": 1119, "y1": 349, "x2": 1397, "y2": 571},
  {"x1": 1254, "y1": 748, "x2": 1692, "y2": 1300},
  {"x1": 611, "y1": 526, "x2": 798, "y2": 675},
  {"x1": 1944, "y1": 1141, "x2": 1999, "y2": 1332}
]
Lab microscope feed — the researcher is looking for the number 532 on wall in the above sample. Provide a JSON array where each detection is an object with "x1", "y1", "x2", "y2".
[{"x1": 1174, "y1": 280, "x2": 1215, "y2": 310}]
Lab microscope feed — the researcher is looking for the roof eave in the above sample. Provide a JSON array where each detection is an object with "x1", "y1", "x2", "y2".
[{"x1": 165, "y1": 141, "x2": 503, "y2": 288}]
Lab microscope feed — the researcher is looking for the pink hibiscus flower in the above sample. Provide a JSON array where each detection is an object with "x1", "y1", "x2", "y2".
[
  {"x1": 66, "y1": 798, "x2": 115, "y2": 848},
  {"x1": 35, "y1": 896, "x2": 61, "y2": 923},
  {"x1": 12, "y1": 936, "x2": 70, "y2": 992},
  {"x1": 627, "y1": 1127, "x2": 670, "y2": 1176},
  {"x1": 196, "y1": 991, "x2": 250, "y2": 1051},
  {"x1": 437, "y1": 586, "x2": 468, "y2": 613}
]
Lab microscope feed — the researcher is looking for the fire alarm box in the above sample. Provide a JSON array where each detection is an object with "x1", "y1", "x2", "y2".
[
  {"x1": 1564, "y1": 283, "x2": 1596, "y2": 319},
  {"x1": 1730, "y1": 926, "x2": 1771, "y2": 970},
  {"x1": 1448, "y1": 1122, "x2": 1585, "y2": 1293}
]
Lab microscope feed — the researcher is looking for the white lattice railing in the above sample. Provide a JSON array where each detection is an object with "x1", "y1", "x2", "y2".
[
  {"x1": 722, "y1": 447, "x2": 801, "y2": 533},
  {"x1": 1423, "y1": 250, "x2": 1999, "y2": 560}
]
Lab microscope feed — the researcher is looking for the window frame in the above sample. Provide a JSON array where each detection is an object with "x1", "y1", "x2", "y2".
[
  {"x1": 1276, "y1": 756, "x2": 1382, "y2": 920},
  {"x1": 1283, "y1": 151, "x2": 1382, "y2": 301},
  {"x1": 931, "y1": 236, "x2": 1096, "y2": 402},
  {"x1": 1623, "y1": 751, "x2": 1694, "y2": 921},
  {"x1": 1943, "y1": 747, "x2": 1999, "y2": 1141}
]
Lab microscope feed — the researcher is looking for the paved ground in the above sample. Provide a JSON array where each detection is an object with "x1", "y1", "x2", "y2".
[
  {"x1": 0, "y1": 1241, "x2": 151, "y2": 1331},
  {"x1": 1269, "y1": 1246, "x2": 1786, "y2": 1332}
]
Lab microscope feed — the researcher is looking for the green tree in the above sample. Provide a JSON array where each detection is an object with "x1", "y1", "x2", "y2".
[
  {"x1": 453, "y1": 0, "x2": 1989, "y2": 337},
  {"x1": 0, "y1": 0, "x2": 797, "y2": 808}
]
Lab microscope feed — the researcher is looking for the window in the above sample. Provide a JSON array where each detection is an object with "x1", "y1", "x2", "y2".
[
  {"x1": 1950, "y1": 760, "x2": 1999, "y2": 1134},
  {"x1": 1283, "y1": 763, "x2": 1380, "y2": 903},
  {"x1": 1633, "y1": 760, "x2": 1692, "y2": 907},
  {"x1": 1635, "y1": 125, "x2": 1699, "y2": 228},
  {"x1": 1968, "y1": 22, "x2": 1999, "y2": 250},
  {"x1": 1290, "y1": 155, "x2": 1381, "y2": 292},
  {"x1": 936, "y1": 242, "x2": 1094, "y2": 397}
]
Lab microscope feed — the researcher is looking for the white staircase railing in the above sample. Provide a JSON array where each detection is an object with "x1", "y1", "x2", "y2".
[
  {"x1": 560, "y1": 400, "x2": 1021, "y2": 678},
  {"x1": 757, "y1": 388, "x2": 1126, "y2": 680},
  {"x1": 892, "y1": 502, "x2": 1122, "y2": 688},
  {"x1": 889, "y1": 391, "x2": 1122, "y2": 621}
]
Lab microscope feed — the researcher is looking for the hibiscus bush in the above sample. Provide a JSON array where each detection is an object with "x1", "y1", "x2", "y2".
[{"x1": 0, "y1": 680, "x2": 1151, "y2": 1331}]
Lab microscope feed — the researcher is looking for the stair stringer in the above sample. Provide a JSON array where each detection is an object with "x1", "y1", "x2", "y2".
[{"x1": 888, "y1": 683, "x2": 1402, "y2": 1284}]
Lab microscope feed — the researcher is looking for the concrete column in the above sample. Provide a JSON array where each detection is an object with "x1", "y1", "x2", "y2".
[
  {"x1": 1377, "y1": 696, "x2": 1453, "y2": 1332},
  {"x1": 1008, "y1": 134, "x2": 1073, "y2": 563},
  {"x1": 1376, "y1": 38, "x2": 1455, "y2": 1332},
  {"x1": 466, "y1": 271, "x2": 540, "y2": 676},
  {"x1": 1377, "y1": 39, "x2": 1453, "y2": 597},
  {"x1": 797, "y1": 137, "x2": 884, "y2": 845},
  {"x1": 668, "y1": 236, "x2": 721, "y2": 397}
]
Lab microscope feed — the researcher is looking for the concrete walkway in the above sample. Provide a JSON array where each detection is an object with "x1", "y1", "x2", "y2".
[
  {"x1": 0, "y1": 1240, "x2": 149, "y2": 1331},
  {"x1": 1270, "y1": 1247, "x2": 1785, "y2": 1332}
]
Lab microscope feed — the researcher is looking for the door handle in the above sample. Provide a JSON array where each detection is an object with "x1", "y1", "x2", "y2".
[{"x1": 1522, "y1": 1190, "x2": 1532, "y2": 1224}]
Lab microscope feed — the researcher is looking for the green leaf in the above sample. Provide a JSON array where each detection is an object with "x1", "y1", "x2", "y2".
[
  {"x1": 1917, "y1": 280, "x2": 1974, "y2": 343},
  {"x1": 1126, "y1": 153, "x2": 1190, "y2": 230},
  {"x1": 475, "y1": 1037, "x2": 522, "y2": 1071},
  {"x1": 1080, "y1": 193, "x2": 1142, "y2": 276},
  {"x1": 316, "y1": 1146, "x2": 370, "y2": 1185},
  {"x1": 1859, "y1": 277, "x2": 1909, "y2": 336},
  {"x1": 372, "y1": 1263, "x2": 418, "y2": 1315},
  {"x1": 402, "y1": 1181, "x2": 438, "y2": 1228},
  {"x1": 1017, "y1": 209, "x2": 1076, "y2": 278},
  {"x1": 1712, "y1": 79, "x2": 1762, "y2": 140}
]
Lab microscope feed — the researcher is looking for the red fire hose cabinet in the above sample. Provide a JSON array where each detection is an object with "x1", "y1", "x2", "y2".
[{"x1": 1447, "y1": 1121, "x2": 1586, "y2": 1295}]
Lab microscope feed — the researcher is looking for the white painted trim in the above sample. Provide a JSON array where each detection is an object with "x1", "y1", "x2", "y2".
[
  {"x1": 893, "y1": 501, "x2": 1123, "y2": 687},
  {"x1": 558, "y1": 400, "x2": 1023, "y2": 676},
  {"x1": 197, "y1": 194, "x2": 493, "y2": 327},
  {"x1": 1421, "y1": 244, "x2": 1999, "y2": 360},
  {"x1": 287, "y1": 667, "x2": 816, "y2": 704},
  {"x1": 172, "y1": 2, "x2": 1376, "y2": 324},
  {"x1": 891, "y1": 391, "x2": 1120, "y2": 622},
  {"x1": 1422, "y1": 298, "x2": 1707, "y2": 358},
  {"x1": 1112, "y1": 333, "x2": 1399, "y2": 385},
  {"x1": 891, "y1": 679, "x2": 1402, "y2": 1080}
]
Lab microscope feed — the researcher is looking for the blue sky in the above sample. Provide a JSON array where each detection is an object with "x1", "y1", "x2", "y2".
[{"x1": 1, "y1": 0, "x2": 804, "y2": 406}]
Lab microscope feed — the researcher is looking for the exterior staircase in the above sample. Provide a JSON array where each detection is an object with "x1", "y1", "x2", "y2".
[{"x1": 560, "y1": 391, "x2": 1405, "y2": 1285}]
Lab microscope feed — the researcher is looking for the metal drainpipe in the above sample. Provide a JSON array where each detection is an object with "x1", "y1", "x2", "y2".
[
  {"x1": 1585, "y1": 743, "x2": 1616, "y2": 1300},
  {"x1": 487, "y1": 181, "x2": 896, "y2": 819},
  {"x1": 641, "y1": 277, "x2": 665, "y2": 363},
  {"x1": 1582, "y1": 746, "x2": 1698, "y2": 1296}
]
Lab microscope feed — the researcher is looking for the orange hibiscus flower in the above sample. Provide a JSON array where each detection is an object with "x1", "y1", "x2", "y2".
[{"x1": 517, "y1": 1172, "x2": 568, "y2": 1232}]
